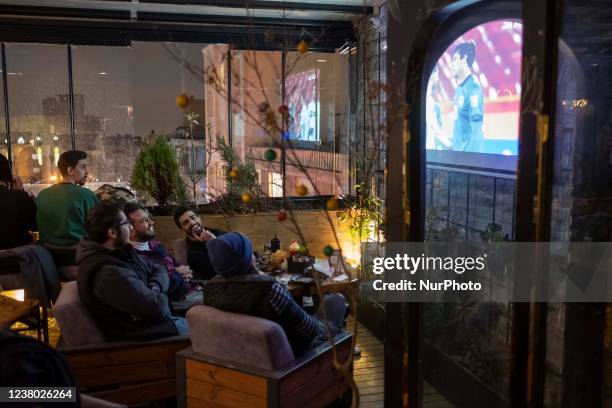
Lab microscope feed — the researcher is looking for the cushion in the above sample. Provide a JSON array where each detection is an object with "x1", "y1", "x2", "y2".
[
  {"x1": 0, "y1": 250, "x2": 24, "y2": 291},
  {"x1": 172, "y1": 238, "x2": 188, "y2": 266},
  {"x1": 52, "y1": 281, "x2": 105, "y2": 346},
  {"x1": 187, "y1": 305, "x2": 295, "y2": 370},
  {"x1": 58, "y1": 266, "x2": 79, "y2": 282}
]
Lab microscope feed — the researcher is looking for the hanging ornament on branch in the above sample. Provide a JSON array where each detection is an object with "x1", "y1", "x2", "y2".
[
  {"x1": 241, "y1": 192, "x2": 252, "y2": 204},
  {"x1": 297, "y1": 40, "x2": 309, "y2": 54},
  {"x1": 176, "y1": 93, "x2": 190, "y2": 109},
  {"x1": 326, "y1": 197, "x2": 340, "y2": 211},
  {"x1": 295, "y1": 184, "x2": 308, "y2": 196},
  {"x1": 264, "y1": 149, "x2": 277, "y2": 161}
]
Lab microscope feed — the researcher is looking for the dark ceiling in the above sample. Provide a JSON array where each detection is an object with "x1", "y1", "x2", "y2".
[{"x1": 0, "y1": 0, "x2": 375, "y2": 50}]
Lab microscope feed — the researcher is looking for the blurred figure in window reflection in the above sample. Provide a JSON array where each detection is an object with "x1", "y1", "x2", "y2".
[
  {"x1": 0, "y1": 153, "x2": 37, "y2": 250},
  {"x1": 125, "y1": 202, "x2": 198, "y2": 303},
  {"x1": 174, "y1": 206, "x2": 225, "y2": 281},
  {"x1": 36, "y1": 150, "x2": 99, "y2": 265},
  {"x1": 426, "y1": 66, "x2": 451, "y2": 150},
  {"x1": 451, "y1": 41, "x2": 484, "y2": 153},
  {"x1": 77, "y1": 201, "x2": 187, "y2": 340}
]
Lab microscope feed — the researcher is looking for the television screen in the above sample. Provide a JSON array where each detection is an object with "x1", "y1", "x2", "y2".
[
  {"x1": 426, "y1": 20, "x2": 522, "y2": 171},
  {"x1": 286, "y1": 68, "x2": 320, "y2": 142}
]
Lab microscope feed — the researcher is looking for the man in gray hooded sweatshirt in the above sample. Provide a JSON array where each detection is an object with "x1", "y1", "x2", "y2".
[{"x1": 76, "y1": 201, "x2": 187, "y2": 341}]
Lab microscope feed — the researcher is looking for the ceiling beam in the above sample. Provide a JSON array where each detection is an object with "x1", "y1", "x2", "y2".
[
  {"x1": 140, "y1": 0, "x2": 373, "y2": 14},
  {"x1": 0, "y1": 15, "x2": 354, "y2": 50}
]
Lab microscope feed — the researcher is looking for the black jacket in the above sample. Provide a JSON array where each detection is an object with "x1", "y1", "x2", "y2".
[
  {"x1": 204, "y1": 274, "x2": 278, "y2": 319},
  {"x1": 0, "y1": 186, "x2": 36, "y2": 250},
  {"x1": 76, "y1": 239, "x2": 177, "y2": 341},
  {"x1": 204, "y1": 273, "x2": 330, "y2": 354},
  {"x1": 185, "y1": 227, "x2": 225, "y2": 280}
]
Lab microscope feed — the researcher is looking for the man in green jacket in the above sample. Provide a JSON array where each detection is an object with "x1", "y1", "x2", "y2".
[{"x1": 36, "y1": 150, "x2": 99, "y2": 265}]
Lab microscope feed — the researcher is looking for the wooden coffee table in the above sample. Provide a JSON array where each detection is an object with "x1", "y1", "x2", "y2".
[{"x1": 288, "y1": 276, "x2": 360, "y2": 298}]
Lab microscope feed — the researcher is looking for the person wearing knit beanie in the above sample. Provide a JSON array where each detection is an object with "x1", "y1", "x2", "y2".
[
  {"x1": 204, "y1": 232, "x2": 346, "y2": 355},
  {"x1": 207, "y1": 232, "x2": 255, "y2": 278}
]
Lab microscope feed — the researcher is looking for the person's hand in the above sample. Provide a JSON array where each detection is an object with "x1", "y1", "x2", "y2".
[
  {"x1": 148, "y1": 282, "x2": 162, "y2": 293},
  {"x1": 12, "y1": 176, "x2": 24, "y2": 190},
  {"x1": 193, "y1": 228, "x2": 216, "y2": 242},
  {"x1": 175, "y1": 265, "x2": 193, "y2": 281}
]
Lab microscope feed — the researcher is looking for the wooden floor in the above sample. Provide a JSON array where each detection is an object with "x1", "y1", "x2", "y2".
[
  {"x1": 351, "y1": 319, "x2": 455, "y2": 408},
  {"x1": 351, "y1": 318, "x2": 384, "y2": 407}
]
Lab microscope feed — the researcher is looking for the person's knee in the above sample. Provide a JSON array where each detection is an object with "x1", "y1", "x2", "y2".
[
  {"x1": 323, "y1": 293, "x2": 346, "y2": 327},
  {"x1": 324, "y1": 293, "x2": 345, "y2": 309}
]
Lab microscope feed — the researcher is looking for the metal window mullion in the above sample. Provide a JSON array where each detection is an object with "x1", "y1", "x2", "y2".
[
  {"x1": 1, "y1": 43, "x2": 12, "y2": 167},
  {"x1": 227, "y1": 46, "x2": 232, "y2": 146},
  {"x1": 68, "y1": 45, "x2": 76, "y2": 150},
  {"x1": 281, "y1": 48, "x2": 286, "y2": 198}
]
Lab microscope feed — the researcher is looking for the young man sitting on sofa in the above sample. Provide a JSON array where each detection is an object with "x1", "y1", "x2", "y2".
[
  {"x1": 173, "y1": 206, "x2": 225, "y2": 281},
  {"x1": 124, "y1": 202, "x2": 196, "y2": 300},
  {"x1": 204, "y1": 232, "x2": 346, "y2": 355},
  {"x1": 77, "y1": 201, "x2": 187, "y2": 341},
  {"x1": 125, "y1": 202, "x2": 202, "y2": 310}
]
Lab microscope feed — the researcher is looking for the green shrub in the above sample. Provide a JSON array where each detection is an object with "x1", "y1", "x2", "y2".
[
  {"x1": 131, "y1": 137, "x2": 187, "y2": 209},
  {"x1": 208, "y1": 136, "x2": 268, "y2": 214}
]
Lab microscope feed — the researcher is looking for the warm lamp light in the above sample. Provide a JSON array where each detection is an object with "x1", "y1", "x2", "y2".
[{"x1": 2, "y1": 289, "x2": 25, "y2": 302}]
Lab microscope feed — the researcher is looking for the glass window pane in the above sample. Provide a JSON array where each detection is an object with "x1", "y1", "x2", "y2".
[
  {"x1": 5, "y1": 43, "x2": 69, "y2": 189},
  {"x1": 285, "y1": 51, "x2": 350, "y2": 196},
  {"x1": 230, "y1": 50, "x2": 282, "y2": 197},
  {"x1": 423, "y1": 18, "x2": 522, "y2": 406},
  {"x1": 204, "y1": 44, "x2": 230, "y2": 197},
  {"x1": 72, "y1": 42, "x2": 208, "y2": 204},
  {"x1": 548, "y1": 0, "x2": 612, "y2": 404},
  {"x1": 72, "y1": 45, "x2": 133, "y2": 189},
  {"x1": 0, "y1": 50, "x2": 6, "y2": 160}
]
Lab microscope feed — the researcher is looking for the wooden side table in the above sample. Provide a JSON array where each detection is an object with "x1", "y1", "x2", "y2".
[{"x1": 0, "y1": 294, "x2": 40, "y2": 331}]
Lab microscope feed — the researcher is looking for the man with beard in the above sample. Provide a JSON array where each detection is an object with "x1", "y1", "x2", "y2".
[
  {"x1": 173, "y1": 206, "x2": 225, "y2": 281},
  {"x1": 37, "y1": 150, "x2": 99, "y2": 265},
  {"x1": 77, "y1": 201, "x2": 187, "y2": 341},
  {"x1": 125, "y1": 202, "x2": 196, "y2": 302}
]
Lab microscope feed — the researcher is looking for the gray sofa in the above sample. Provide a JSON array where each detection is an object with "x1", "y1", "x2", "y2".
[
  {"x1": 53, "y1": 281, "x2": 190, "y2": 406},
  {"x1": 177, "y1": 305, "x2": 353, "y2": 407}
]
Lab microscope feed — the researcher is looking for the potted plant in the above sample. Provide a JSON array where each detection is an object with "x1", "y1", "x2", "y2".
[{"x1": 131, "y1": 136, "x2": 187, "y2": 212}]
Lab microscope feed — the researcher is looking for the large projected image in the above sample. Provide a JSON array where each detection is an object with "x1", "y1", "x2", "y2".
[
  {"x1": 426, "y1": 20, "x2": 522, "y2": 167},
  {"x1": 287, "y1": 69, "x2": 320, "y2": 142}
]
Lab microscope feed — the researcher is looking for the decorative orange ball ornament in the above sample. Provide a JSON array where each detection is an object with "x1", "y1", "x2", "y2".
[
  {"x1": 241, "y1": 192, "x2": 252, "y2": 204},
  {"x1": 176, "y1": 93, "x2": 190, "y2": 109},
  {"x1": 326, "y1": 197, "x2": 340, "y2": 211},
  {"x1": 228, "y1": 169, "x2": 239, "y2": 179},
  {"x1": 276, "y1": 210, "x2": 287, "y2": 221},
  {"x1": 297, "y1": 40, "x2": 309, "y2": 54},
  {"x1": 295, "y1": 184, "x2": 308, "y2": 196}
]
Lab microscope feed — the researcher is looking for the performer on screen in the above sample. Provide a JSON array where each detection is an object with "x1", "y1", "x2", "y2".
[
  {"x1": 426, "y1": 66, "x2": 451, "y2": 150},
  {"x1": 451, "y1": 41, "x2": 484, "y2": 152}
]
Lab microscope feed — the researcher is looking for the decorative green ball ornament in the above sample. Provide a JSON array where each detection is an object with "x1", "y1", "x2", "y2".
[
  {"x1": 323, "y1": 245, "x2": 334, "y2": 257},
  {"x1": 264, "y1": 149, "x2": 277, "y2": 161}
]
